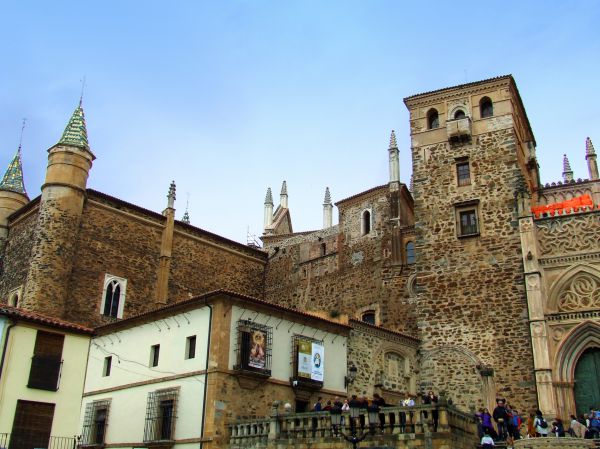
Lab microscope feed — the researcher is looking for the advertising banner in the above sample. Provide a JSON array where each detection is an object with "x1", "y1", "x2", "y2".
[
  {"x1": 248, "y1": 329, "x2": 266, "y2": 369},
  {"x1": 311, "y1": 342, "x2": 324, "y2": 382},
  {"x1": 297, "y1": 339, "x2": 312, "y2": 378}
]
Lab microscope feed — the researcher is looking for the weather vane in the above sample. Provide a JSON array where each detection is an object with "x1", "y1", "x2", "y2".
[
  {"x1": 79, "y1": 76, "x2": 86, "y2": 106},
  {"x1": 18, "y1": 118, "x2": 27, "y2": 150}
]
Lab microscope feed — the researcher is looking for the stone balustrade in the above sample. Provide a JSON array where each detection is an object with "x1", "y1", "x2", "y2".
[{"x1": 228, "y1": 404, "x2": 478, "y2": 449}]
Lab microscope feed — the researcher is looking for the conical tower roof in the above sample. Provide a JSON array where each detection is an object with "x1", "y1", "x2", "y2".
[
  {"x1": 264, "y1": 187, "x2": 273, "y2": 205},
  {"x1": 587, "y1": 137, "x2": 596, "y2": 156},
  {"x1": 323, "y1": 187, "x2": 331, "y2": 205},
  {"x1": 389, "y1": 130, "x2": 398, "y2": 149},
  {"x1": 56, "y1": 103, "x2": 90, "y2": 150},
  {"x1": 0, "y1": 146, "x2": 27, "y2": 196},
  {"x1": 562, "y1": 154, "x2": 574, "y2": 182}
]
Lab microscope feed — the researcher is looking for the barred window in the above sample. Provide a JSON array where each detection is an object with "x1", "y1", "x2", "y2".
[
  {"x1": 81, "y1": 400, "x2": 111, "y2": 446},
  {"x1": 144, "y1": 388, "x2": 179, "y2": 442},
  {"x1": 234, "y1": 320, "x2": 272, "y2": 376}
]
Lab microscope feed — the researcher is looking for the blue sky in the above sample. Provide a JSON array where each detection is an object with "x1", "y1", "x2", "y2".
[{"x1": 1, "y1": 1, "x2": 599, "y2": 243}]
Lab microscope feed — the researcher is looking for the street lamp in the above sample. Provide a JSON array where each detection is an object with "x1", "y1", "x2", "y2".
[{"x1": 330, "y1": 403, "x2": 379, "y2": 449}]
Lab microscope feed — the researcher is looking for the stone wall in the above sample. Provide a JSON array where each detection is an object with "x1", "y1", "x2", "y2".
[
  {"x1": 514, "y1": 438, "x2": 594, "y2": 449},
  {"x1": 61, "y1": 194, "x2": 267, "y2": 327},
  {"x1": 348, "y1": 321, "x2": 419, "y2": 401},
  {"x1": 410, "y1": 125, "x2": 537, "y2": 411},
  {"x1": 263, "y1": 186, "x2": 418, "y2": 337},
  {"x1": 0, "y1": 205, "x2": 38, "y2": 301}
]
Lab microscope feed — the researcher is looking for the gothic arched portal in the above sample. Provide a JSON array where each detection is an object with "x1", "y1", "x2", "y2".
[{"x1": 574, "y1": 348, "x2": 600, "y2": 416}]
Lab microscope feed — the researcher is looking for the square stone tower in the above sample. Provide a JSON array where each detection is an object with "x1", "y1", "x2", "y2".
[{"x1": 404, "y1": 75, "x2": 540, "y2": 411}]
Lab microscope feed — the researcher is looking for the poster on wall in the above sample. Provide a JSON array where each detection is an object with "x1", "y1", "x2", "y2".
[
  {"x1": 297, "y1": 339, "x2": 312, "y2": 378},
  {"x1": 311, "y1": 342, "x2": 324, "y2": 382},
  {"x1": 296, "y1": 338, "x2": 325, "y2": 381},
  {"x1": 248, "y1": 329, "x2": 266, "y2": 369}
]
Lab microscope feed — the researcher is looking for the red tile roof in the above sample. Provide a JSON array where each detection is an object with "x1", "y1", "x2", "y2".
[
  {"x1": 95, "y1": 289, "x2": 352, "y2": 333},
  {"x1": 403, "y1": 75, "x2": 512, "y2": 101},
  {"x1": 0, "y1": 305, "x2": 94, "y2": 334}
]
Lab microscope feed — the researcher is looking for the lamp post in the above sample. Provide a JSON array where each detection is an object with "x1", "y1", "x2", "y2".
[{"x1": 330, "y1": 402, "x2": 379, "y2": 449}]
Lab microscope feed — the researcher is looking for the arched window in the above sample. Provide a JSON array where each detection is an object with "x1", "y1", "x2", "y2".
[
  {"x1": 7, "y1": 286, "x2": 22, "y2": 307},
  {"x1": 320, "y1": 242, "x2": 326, "y2": 256},
  {"x1": 101, "y1": 275, "x2": 127, "y2": 319},
  {"x1": 427, "y1": 109, "x2": 439, "y2": 129},
  {"x1": 361, "y1": 311, "x2": 376, "y2": 325},
  {"x1": 406, "y1": 241, "x2": 416, "y2": 265},
  {"x1": 454, "y1": 109, "x2": 466, "y2": 120},
  {"x1": 361, "y1": 210, "x2": 372, "y2": 235},
  {"x1": 8, "y1": 293, "x2": 19, "y2": 307},
  {"x1": 480, "y1": 97, "x2": 493, "y2": 118}
]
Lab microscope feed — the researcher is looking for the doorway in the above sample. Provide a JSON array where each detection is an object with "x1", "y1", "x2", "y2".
[{"x1": 574, "y1": 348, "x2": 600, "y2": 417}]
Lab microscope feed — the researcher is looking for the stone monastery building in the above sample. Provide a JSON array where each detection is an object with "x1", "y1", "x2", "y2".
[{"x1": 0, "y1": 75, "x2": 599, "y2": 421}]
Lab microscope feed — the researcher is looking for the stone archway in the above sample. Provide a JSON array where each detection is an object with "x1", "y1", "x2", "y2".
[
  {"x1": 554, "y1": 321, "x2": 600, "y2": 418},
  {"x1": 419, "y1": 346, "x2": 493, "y2": 411}
]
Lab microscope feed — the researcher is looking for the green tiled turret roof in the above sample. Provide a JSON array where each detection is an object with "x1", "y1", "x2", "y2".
[
  {"x1": 57, "y1": 103, "x2": 90, "y2": 150},
  {"x1": 0, "y1": 147, "x2": 27, "y2": 196}
]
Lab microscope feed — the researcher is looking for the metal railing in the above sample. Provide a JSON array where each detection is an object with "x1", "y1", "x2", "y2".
[{"x1": 0, "y1": 433, "x2": 77, "y2": 449}]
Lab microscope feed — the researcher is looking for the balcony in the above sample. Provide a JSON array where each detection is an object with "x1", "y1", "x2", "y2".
[
  {"x1": 0, "y1": 433, "x2": 76, "y2": 449},
  {"x1": 228, "y1": 403, "x2": 478, "y2": 449},
  {"x1": 446, "y1": 117, "x2": 472, "y2": 143}
]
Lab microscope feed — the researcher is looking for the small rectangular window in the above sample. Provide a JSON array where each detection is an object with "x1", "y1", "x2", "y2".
[
  {"x1": 456, "y1": 162, "x2": 471, "y2": 186},
  {"x1": 28, "y1": 331, "x2": 64, "y2": 391},
  {"x1": 103, "y1": 356, "x2": 112, "y2": 377},
  {"x1": 185, "y1": 336, "x2": 196, "y2": 360},
  {"x1": 150, "y1": 344, "x2": 160, "y2": 367},
  {"x1": 459, "y1": 210, "x2": 478, "y2": 236}
]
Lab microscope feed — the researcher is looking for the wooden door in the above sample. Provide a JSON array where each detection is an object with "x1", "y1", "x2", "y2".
[{"x1": 574, "y1": 348, "x2": 600, "y2": 417}]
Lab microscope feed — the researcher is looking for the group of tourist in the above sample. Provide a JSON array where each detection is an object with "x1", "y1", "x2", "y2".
[
  {"x1": 309, "y1": 391, "x2": 439, "y2": 433},
  {"x1": 476, "y1": 398, "x2": 600, "y2": 448}
]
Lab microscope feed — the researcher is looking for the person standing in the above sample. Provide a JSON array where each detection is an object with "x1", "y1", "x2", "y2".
[
  {"x1": 534, "y1": 410, "x2": 549, "y2": 437},
  {"x1": 493, "y1": 399, "x2": 509, "y2": 440}
]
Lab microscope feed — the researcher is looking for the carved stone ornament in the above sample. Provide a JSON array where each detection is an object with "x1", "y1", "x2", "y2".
[
  {"x1": 531, "y1": 322, "x2": 545, "y2": 336},
  {"x1": 557, "y1": 273, "x2": 600, "y2": 312},
  {"x1": 536, "y1": 215, "x2": 600, "y2": 256},
  {"x1": 520, "y1": 217, "x2": 533, "y2": 233},
  {"x1": 526, "y1": 274, "x2": 540, "y2": 290}
]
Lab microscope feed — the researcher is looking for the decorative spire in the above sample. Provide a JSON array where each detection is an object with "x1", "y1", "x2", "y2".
[
  {"x1": 181, "y1": 210, "x2": 190, "y2": 224},
  {"x1": 389, "y1": 130, "x2": 398, "y2": 149},
  {"x1": 57, "y1": 104, "x2": 90, "y2": 150},
  {"x1": 587, "y1": 137, "x2": 596, "y2": 156},
  {"x1": 167, "y1": 180, "x2": 176, "y2": 208},
  {"x1": 280, "y1": 181, "x2": 288, "y2": 209},
  {"x1": 323, "y1": 187, "x2": 331, "y2": 205},
  {"x1": 409, "y1": 174, "x2": 414, "y2": 192},
  {"x1": 323, "y1": 187, "x2": 333, "y2": 229},
  {"x1": 586, "y1": 137, "x2": 599, "y2": 179},
  {"x1": 181, "y1": 194, "x2": 190, "y2": 223},
  {"x1": 264, "y1": 187, "x2": 274, "y2": 230},
  {"x1": 0, "y1": 146, "x2": 27, "y2": 196},
  {"x1": 264, "y1": 187, "x2": 273, "y2": 205},
  {"x1": 562, "y1": 154, "x2": 574, "y2": 182}
]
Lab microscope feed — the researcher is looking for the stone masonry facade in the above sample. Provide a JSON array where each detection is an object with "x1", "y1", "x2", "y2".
[{"x1": 1, "y1": 75, "x2": 599, "y2": 424}]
